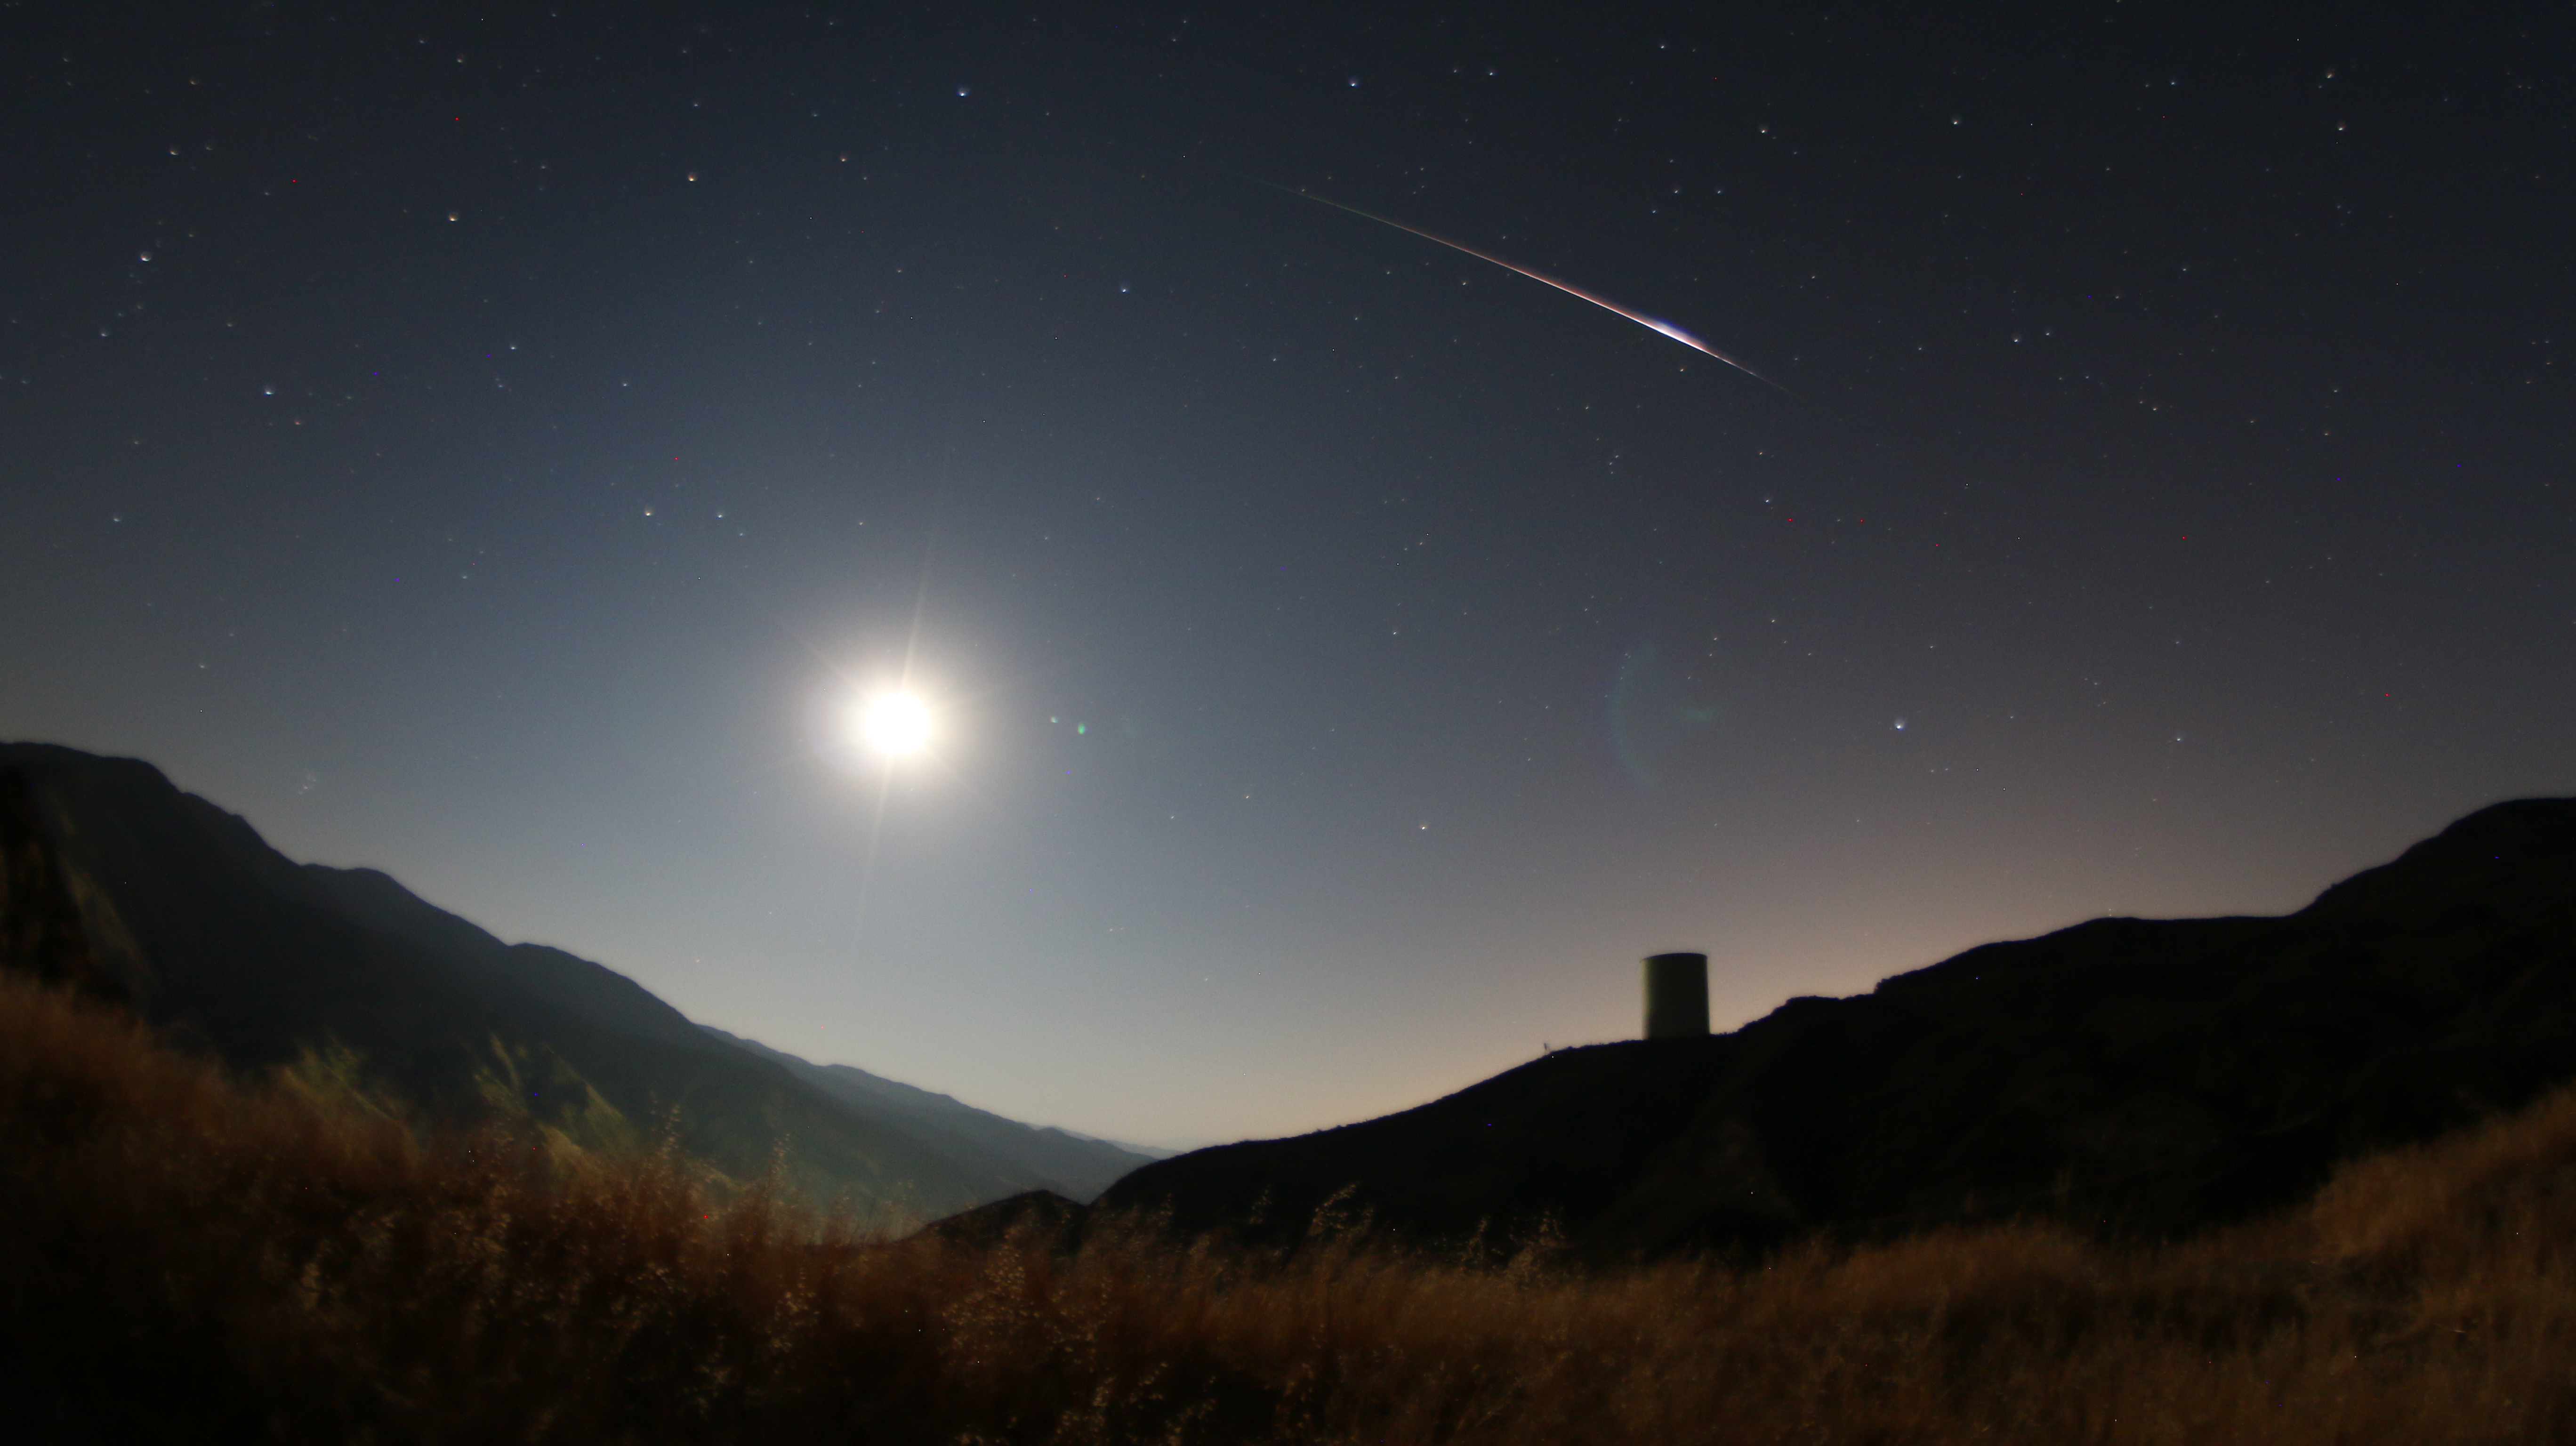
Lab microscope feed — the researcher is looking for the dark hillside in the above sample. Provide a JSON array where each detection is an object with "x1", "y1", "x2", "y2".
[
  {"x1": 704, "y1": 1027, "x2": 1154, "y2": 1202},
  {"x1": 1100, "y1": 798, "x2": 2576, "y2": 1258},
  {"x1": 0, "y1": 742, "x2": 1086, "y2": 1218},
  {"x1": 0, "y1": 768, "x2": 123, "y2": 1003}
]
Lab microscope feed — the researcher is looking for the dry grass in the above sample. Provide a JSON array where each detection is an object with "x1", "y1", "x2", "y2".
[{"x1": 5, "y1": 969, "x2": 2574, "y2": 1445}]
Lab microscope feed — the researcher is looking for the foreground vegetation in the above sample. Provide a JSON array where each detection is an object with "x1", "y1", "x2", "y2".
[{"x1": 3, "y1": 971, "x2": 2572, "y2": 1444}]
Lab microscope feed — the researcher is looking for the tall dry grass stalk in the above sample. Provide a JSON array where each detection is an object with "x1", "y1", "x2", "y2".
[{"x1": 4, "y1": 967, "x2": 2574, "y2": 1444}]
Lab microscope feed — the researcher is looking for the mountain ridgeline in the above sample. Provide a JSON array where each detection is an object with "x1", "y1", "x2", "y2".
[
  {"x1": 0, "y1": 743, "x2": 1152, "y2": 1219},
  {"x1": 12, "y1": 738, "x2": 2576, "y2": 1263},
  {"x1": 1089, "y1": 795, "x2": 2576, "y2": 1259}
]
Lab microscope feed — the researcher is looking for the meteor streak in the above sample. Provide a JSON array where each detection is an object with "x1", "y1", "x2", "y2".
[{"x1": 1272, "y1": 183, "x2": 1785, "y2": 390}]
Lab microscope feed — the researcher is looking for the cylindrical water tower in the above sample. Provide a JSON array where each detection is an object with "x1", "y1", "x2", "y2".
[{"x1": 1642, "y1": 952, "x2": 1710, "y2": 1039}]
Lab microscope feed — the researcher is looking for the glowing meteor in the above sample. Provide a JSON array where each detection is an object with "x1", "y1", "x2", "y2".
[{"x1": 1272, "y1": 183, "x2": 1785, "y2": 390}]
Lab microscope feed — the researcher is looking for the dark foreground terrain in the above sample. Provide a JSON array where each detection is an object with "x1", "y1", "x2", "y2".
[{"x1": 6, "y1": 966, "x2": 2576, "y2": 1444}]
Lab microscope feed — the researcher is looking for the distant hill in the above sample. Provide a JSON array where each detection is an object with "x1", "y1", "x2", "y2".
[
  {"x1": 1095, "y1": 797, "x2": 2576, "y2": 1258},
  {"x1": 700, "y1": 1026, "x2": 1159, "y2": 1199},
  {"x1": 0, "y1": 742, "x2": 1150, "y2": 1218}
]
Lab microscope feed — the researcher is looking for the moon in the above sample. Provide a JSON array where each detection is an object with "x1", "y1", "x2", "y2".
[{"x1": 855, "y1": 691, "x2": 934, "y2": 758}]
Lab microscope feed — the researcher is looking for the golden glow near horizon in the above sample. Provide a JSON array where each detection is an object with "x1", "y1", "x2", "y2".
[{"x1": 854, "y1": 691, "x2": 934, "y2": 759}]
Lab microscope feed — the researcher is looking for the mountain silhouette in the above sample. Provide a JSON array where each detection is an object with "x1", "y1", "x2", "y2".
[
  {"x1": 1093, "y1": 797, "x2": 2576, "y2": 1258},
  {"x1": 701, "y1": 1025, "x2": 1165, "y2": 1200},
  {"x1": 0, "y1": 742, "x2": 1151, "y2": 1218}
]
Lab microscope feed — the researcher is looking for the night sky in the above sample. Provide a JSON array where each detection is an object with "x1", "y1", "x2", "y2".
[{"x1": 6, "y1": 3, "x2": 2569, "y2": 1148}]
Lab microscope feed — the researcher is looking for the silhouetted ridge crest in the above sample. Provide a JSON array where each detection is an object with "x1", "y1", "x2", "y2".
[
  {"x1": 2299, "y1": 796, "x2": 2576, "y2": 922},
  {"x1": 1098, "y1": 797, "x2": 2576, "y2": 1259}
]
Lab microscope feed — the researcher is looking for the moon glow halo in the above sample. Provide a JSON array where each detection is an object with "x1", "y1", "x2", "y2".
[{"x1": 856, "y1": 691, "x2": 934, "y2": 759}]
